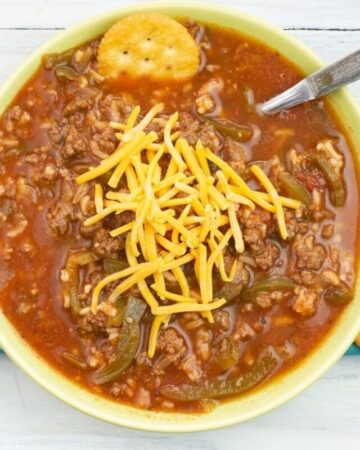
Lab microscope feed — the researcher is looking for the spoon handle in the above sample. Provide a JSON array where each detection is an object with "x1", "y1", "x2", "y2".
[
  {"x1": 310, "y1": 48, "x2": 360, "y2": 97},
  {"x1": 261, "y1": 48, "x2": 360, "y2": 114}
]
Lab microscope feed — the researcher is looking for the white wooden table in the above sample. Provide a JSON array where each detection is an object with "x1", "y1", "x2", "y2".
[{"x1": 0, "y1": 1, "x2": 359, "y2": 448}]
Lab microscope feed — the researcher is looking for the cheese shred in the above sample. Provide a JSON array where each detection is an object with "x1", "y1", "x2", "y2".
[{"x1": 74, "y1": 104, "x2": 301, "y2": 357}]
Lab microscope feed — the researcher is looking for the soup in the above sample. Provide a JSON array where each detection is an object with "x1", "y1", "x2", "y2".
[{"x1": 0, "y1": 15, "x2": 357, "y2": 413}]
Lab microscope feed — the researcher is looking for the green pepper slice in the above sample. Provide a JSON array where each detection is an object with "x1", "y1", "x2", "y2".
[
  {"x1": 278, "y1": 172, "x2": 311, "y2": 207},
  {"x1": 55, "y1": 65, "x2": 79, "y2": 82},
  {"x1": 212, "y1": 339, "x2": 240, "y2": 373},
  {"x1": 325, "y1": 283, "x2": 353, "y2": 304},
  {"x1": 309, "y1": 154, "x2": 346, "y2": 207},
  {"x1": 161, "y1": 351, "x2": 277, "y2": 401},
  {"x1": 240, "y1": 276, "x2": 295, "y2": 303},
  {"x1": 43, "y1": 49, "x2": 76, "y2": 69},
  {"x1": 205, "y1": 117, "x2": 253, "y2": 143},
  {"x1": 107, "y1": 298, "x2": 127, "y2": 327},
  {"x1": 93, "y1": 297, "x2": 146, "y2": 384},
  {"x1": 103, "y1": 258, "x2": 129, "y2": 274}
]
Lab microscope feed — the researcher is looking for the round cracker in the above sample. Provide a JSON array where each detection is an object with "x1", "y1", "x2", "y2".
[{"x1": 98, "y1": 13, "x2": 199, "y2": 82}]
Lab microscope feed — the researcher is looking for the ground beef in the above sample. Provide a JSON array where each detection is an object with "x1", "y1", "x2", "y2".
[
  {"x1": 223, "y1": 138, "x2": 246, "y2": 174},
  {"x1": 63, "y1": 95, "x2": 94, "y2": 117},
  {"x1": 284, "y1": 210, "x2": 298, "y2": 239},
  {"x1": 82, "y1": 311, "x2": 108, "y2": 333},
  {"x1": 239, "y1": 207, "x2": 271, "y2": 244},
  {"x1": 104, "y1": 210, "x2": 135, "y2": 229},
  {"x1": 255, "y1": 292, "x2": 273, "y2": 308},
  {"x1": 91, "y1": 127, "x2": 117, "y2": 155},
  {"x1": 294, "y1": 235, "x2": 326, "y2": 270},
  {"x1": 47, "y1": 200, "x2": 78, "y2": 237},
  {"x1": 99, "y1": 94, "x2": 134, "y2": 122},
  {"x1": 153, "y1": 328, "x2": 187, "y2": 372},
  {"x1": 243, "y1": 226, "x2": 265, "y2": 245},
  {"x1": 48, "y1": 120, "x2": 69, "y2": 145},
  {"x1": 299, "y1": 270, "x2": 317, "y2": 286},
  {"x1": 43, "y1": 163, "x2": 58, "y2": 181},
  {"x1": 62, "y1": 126, "x2": 88, "y2": 159},
  {"x1": 178, "y1": 112, "x2": 221, "y2": 153},
  {"x1": 213, "y1": 310, "x2": 231, "y2": 331},
  {"x1": 92, "y1": 228, "x2": 123, "y2": 259},
  {"x1": 292, "y1": 286, "x2": 317, "y2": 316},
  {"x1": 321, "y1": 223, "x2": 334, "y2": 239},
  {"x1": 249, "y1": 240, "x2": 280, "y2": 270},
  {"x1": 179, "y1": 355, "x2": 203, "y2": 382},
  {"x1": 295, "y1": 170, "x2": 325, "y2": 192},
  {"x1": 233, "y1": 319, "x2": 255, "y2": 341},
  {"x1": 157, "y1": 328, "x2": 186, "y2": 355}
]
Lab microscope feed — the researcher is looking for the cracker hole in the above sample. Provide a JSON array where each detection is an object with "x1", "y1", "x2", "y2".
[
  {"x1": 122, "y1": 50, "x2": 128, "y2": 55},
  {"x1": 144, "y1": 58, "x2": 150, "y2": 62}
]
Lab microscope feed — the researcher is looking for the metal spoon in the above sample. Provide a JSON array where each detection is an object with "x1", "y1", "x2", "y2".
[{"x1": 261, "y1": 48, "x2": 360, "y2": 115}]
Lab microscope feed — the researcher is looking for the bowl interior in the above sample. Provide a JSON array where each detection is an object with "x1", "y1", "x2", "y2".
[{"x1": 0, "y1": 2, "x2": 360, "y2": 433}]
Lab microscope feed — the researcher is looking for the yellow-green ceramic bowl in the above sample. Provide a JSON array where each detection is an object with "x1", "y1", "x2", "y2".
[{"x1": 0, "y1": 2, "x2": 360, "y2": 433}]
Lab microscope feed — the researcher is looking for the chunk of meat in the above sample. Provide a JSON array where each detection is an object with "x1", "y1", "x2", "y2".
[
  {"x1": 153, "y1": 328, "x2": 187, "y2": 372},
  {"x1": 213, "y1": 310, "x2": 231, "y2": 331},
  {"x1": 254, "y1": 292, "x2": 273, "y2": 308},
  {"x1": 233, "y1": 319, "x2": 255, "y2": 341},
  {"x1": 62, "y1": 126, "x2": 88, "y2": 159},
  {"x1": 156, "y1": 328, "x2": 186, "y2": 355},
  {"x1": 249, "y1": 240, "x2": 280, "y2": 270},
  {"x1": 48, "y1": 120, "x2": 69, "y2": 146},
  {"x1": 299, "y1": 270, "x2": 316, "y2": 287},
  {"x1": 294, "y1": 235, "x2": 326, "y2": 270},
  {"x1": 93, "y1": 228, "x2": 123, "y2": 259},
  {"x1": 104, "y1": 210, "x2": 135, "y2": 230},
  {"x1": 63, "y1": 95, "x2": 94, "y2": 117},
  {"x1": 178, "y1": 112, "x2": 221, "y2": 153},
  {"x1": 91, "y1": 127, "x2": 117, "y2": 155},
  {"x1": 321, "y1": 223, "x2": 334, "y2": 239},
  {"x1": 292, "y1": 286, "x2": 317, "y2": 316},
  {"x1": 239, "y1": 208, "x2": 271, "y2": 240},
  {"x1": 47, "y1": 201, "x2": 78, "y2": 237},
  {"x1": 43, "y1": 163, "x2": 58, "y2": 181},
  {"x1": 81, "y1": 311, "x2": 108, "y2": 333},
  {"x1": 179, "y1": 355, "x2": 203, "y2": 382},
  {"x1": 99, "y1": 94, "x2": 134, "y2": 122},
  {"x1": 223, "y1": 138, "x2": 246, "y2": 174},
  {"x1": 284, "y1": 210, "x2": 298, "y2": 240}
]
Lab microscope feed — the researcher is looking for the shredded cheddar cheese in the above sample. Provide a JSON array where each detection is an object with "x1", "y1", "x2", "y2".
[{"x1": 75, "y1": 103, "x2": 301, "y2": 357}]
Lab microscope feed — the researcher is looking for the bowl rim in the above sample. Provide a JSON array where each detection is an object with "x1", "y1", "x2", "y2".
[{"x1": 1, "y1": 1, "x2": 360, "y2": 433}]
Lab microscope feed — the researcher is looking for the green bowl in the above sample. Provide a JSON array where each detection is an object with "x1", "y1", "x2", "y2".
[{"x1": 0, "y1": 2, "x2": 360, "y2": 433}]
